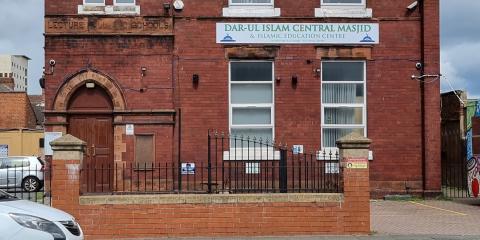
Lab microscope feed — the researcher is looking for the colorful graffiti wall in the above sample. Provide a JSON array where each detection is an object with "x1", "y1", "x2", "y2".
[{"x1": 467, "y1": 100, "x2": 480, "y2": 197}]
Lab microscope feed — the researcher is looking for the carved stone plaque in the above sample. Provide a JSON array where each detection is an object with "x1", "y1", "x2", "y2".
[{"x1": 45, "y1": 16, "x2": 173, "y2": 36}]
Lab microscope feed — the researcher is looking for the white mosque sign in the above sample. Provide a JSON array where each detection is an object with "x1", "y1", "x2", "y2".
[{"x1": 216, "y1": 23, "x2": 379, "y2": 45}]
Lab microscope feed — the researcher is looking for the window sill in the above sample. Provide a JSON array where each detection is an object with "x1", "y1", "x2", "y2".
[
  {"x1": 223, "y1": 148, "x2": 280, "y2": 161},
  {"x1": 314, "y1": 7, "x2": 372, "y2": 18},
  {"x1": 78, "y1": 5, "x2": 140, "y2": 15},
  {"x1": 223, "y1": 7, "x2": 281, "y2": 18}
]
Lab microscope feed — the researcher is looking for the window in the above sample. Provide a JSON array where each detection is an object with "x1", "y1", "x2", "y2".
[
  {"x1": 224, "y1": 0, "x2": 280, "y2": 17},
  {"x1": 316, "y1": 0, "x2": 371, "y2": 18},
  {"x1": 114, "y1": 0, "x2": 135, "y2": 5},
  {"x1": 321, "y1": 61, "x2": 366, "y2": 149},
  {"x1": 84, "y1": 0, "x2": 105, "y2": 5},
  {"x1": 135, "y1": 134, "x2": 154, "y2": 168},
  {"x1": 321, "y1": 0, "x2": 365, "y2": 6},
  {"x1": 230, "y1": 61, "x2": 274, "y2": 142},
  {"x1": 229, "y1": 0, "x2": 273, "y2": 6}
]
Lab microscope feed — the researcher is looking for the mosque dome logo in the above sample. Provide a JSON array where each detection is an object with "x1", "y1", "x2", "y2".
[
  {"x1": 221, "y1": 34, "x2": 236, "y2": 42},
  {"x1": 360, "y1": 34, "x2": 375, "y2": 43}
]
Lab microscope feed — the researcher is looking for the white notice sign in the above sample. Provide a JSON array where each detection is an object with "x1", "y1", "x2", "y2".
[
  {"x1": 126, "y1": 124, "x2": 134, "y2": 136},
  {"x1": 217, "y1": 23, "x2": 379, "y2": 45},
  {"x1": 45, "y1": 132, "x2": 63, "y2": 156}
]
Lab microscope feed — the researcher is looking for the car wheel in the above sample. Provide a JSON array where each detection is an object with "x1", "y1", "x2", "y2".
[{"x1": 22, "y1": 176, "x2": 40, "y2": 192}]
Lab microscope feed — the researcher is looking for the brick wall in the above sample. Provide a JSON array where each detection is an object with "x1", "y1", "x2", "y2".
[
  {"x1": 51, "y1": 149, "x2": 370, "y2": 239},
  {"x1": 0, "y1": 92, "x2": 37, "y2": 129},
  {"x1": 0, "y1": 77, "x2": 14, "y2": 90}
]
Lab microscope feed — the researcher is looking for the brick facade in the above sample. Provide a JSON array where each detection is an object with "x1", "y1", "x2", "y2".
[
  {"x1": 44, "y1": 0, "x2": 441, "y2": 197},
  {"x1": 0, "y1": 92, "x2": 37, "y2": 129}
]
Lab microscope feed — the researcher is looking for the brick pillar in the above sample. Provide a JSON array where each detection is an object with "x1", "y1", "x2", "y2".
[
  {"x1": 50, "y1": 134, "x2": 86, "y2": 217},
  {"x1": 337, "y1": 133, "x2": 371, "y2": 234}
]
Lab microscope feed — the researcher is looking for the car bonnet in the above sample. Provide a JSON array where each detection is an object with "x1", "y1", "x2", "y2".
[{"x1": 0, "y1": 199, "x2": 74, "y2": 222}]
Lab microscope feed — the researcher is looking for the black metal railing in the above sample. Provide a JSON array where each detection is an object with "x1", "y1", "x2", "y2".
[
  {"x1": 80, "y1": 131, "x2": 342, "y2": 195},
  {"x1": 0, "y1": 160, "x2": 51, "y2": 204}
]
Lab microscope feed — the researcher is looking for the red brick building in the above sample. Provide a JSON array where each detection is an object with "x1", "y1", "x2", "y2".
[
  {"x1": 0, "y1": 92, "x2": 38, "y2": 129},
  {"x1": 44, "y1": 0, "x2": 440, "y2": 197}
]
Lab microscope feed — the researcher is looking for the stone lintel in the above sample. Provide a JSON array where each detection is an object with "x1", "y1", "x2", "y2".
[
  {"x1": 317, "y1": 46, "x2": 372, "y2": 60},
  {"x1": 225, "y1": 46, "x2": 279, "y2": 59},
  {"x1": 80, "y1": 193, "x2": 343, "y2": 205}
]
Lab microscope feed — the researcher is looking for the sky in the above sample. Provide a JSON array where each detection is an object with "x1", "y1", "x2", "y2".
[{"x1": 0, "y1": 0, "x2": 478, "y2": 98}]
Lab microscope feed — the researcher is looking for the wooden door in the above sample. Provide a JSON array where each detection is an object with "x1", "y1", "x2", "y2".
[
  {"x1": 67, "y1": 85, "x2": 114, "y2": 193},
  {"x1": 69, "y1": 115, "x2": 113, "y2": 192}
]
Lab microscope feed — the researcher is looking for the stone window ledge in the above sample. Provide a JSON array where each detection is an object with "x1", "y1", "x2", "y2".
[
  {"x1": 223, "y1": 7, "x2": 281, "y2": 18},
  {"x1": 80, "y1": 193, "x2": 343, "y2": 205},
  {"x1": 315, "y1": 7, "x2": 372, "y2": 18},
  {"x1": 78, "y1": 5, "x2": 140, "y2": 15}
]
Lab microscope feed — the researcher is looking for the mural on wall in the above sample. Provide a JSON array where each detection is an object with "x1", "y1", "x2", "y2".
[{"x1": 467, "y1": 100, "x2": 480, "y2": 197}]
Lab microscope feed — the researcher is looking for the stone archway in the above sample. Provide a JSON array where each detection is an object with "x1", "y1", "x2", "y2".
[
  {"x1": 53, "y1": 69, "x2": 126, "y2": 111},
  {"x1": 51, "y1": 69, "x2": 127, "y2": 177}
]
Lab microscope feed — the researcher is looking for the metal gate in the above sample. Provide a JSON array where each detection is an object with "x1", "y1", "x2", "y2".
[{"x1": 441, "y1": 127, "x2": 476, "y2": 198}]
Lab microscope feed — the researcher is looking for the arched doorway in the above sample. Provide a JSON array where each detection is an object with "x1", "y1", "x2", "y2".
[{"x1": 68, "y1": 85, "x2": 114, "y2": 192}]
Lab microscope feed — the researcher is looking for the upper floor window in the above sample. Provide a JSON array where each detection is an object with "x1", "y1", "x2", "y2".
[
  {"x1": 316, "y1": 0, "x2": 371, "y2": 18},
  {"x1": 229, "y1": 0, "x2": 273, "y2": 6},
  {"x1": 321, "y1": 0, "x2": 365, "y2": 6},
  {"x1": 84, "y1": 0, "x2": 105, "y2": 6},
  {"x1": 224, "y1": 0, "x2": 280, "y2": 17},
  {"x1": 114, "y1": 0, "x2": 135, "y2": 5}
]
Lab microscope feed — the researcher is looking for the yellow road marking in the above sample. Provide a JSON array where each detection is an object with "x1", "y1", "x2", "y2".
[{"x1": 408, "y1": 201, "x2": 468, "y2": 216}]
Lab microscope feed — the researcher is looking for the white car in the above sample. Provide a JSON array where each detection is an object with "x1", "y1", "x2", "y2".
[{"x1": 0, "y1": 190, "x2": 84, "y2": 240}]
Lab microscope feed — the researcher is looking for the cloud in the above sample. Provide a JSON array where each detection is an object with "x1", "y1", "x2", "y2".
[
  {"x1": 0, "y1": 0, "x2": 44, "y2": 95},
  {"x1": 441, "y1": 43, "x2": 480, "y2": 99},
  {"x1": 440, "y1": 0, "x2": 480, "y2": 99},
  {"x1": 441, "y1": 0, "x2": 480, "y2": 48}
]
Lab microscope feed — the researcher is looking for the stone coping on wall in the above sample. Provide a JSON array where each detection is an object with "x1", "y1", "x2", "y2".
[{"x1": 80, "y1": 193, "x2": 343, "y2": 205}]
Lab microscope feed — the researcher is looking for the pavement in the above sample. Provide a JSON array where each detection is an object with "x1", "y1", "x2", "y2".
[
  {"x1": 141, "y1": 199, "x2": 480, "y2": 240},
  {"x1": 371, "y1": 199, "x2": 480, "y2": 236}
]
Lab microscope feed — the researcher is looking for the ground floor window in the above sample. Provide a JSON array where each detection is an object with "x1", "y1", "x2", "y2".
[
  {"x1": 321, "y1": 61, "x2": 367, "y2": 149},
  {"x1": 229, "y1": 61, "x2": 274, "y2": 143}
]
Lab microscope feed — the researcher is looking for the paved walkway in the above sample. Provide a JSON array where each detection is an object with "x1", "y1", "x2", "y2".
[{"x1": 372, "y1": 199, "x2": 480, "y2": 236}]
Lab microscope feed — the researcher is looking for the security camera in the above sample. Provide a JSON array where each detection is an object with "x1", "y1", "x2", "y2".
[
  {"x1": 415, "y1": 62, "x2": 423, "y2": 70},
  {"x1": 49, "y1": 59, "x2": 56, "y2": 67},
  {"x1": 407, "y1": 1, "x2": 418, "y2": 10}
]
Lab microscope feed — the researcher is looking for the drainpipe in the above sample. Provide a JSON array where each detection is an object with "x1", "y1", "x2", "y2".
[{"x1": 419, "y1": 0, "x2": 426, "y2": 196}]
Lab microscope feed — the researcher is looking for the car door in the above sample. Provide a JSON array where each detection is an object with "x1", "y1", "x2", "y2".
[{"x1": 0, "y1": 158, "x2": 6, "y2": 187}]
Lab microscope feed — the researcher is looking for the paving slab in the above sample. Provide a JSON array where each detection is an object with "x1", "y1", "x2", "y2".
[{"x1": 372, "y1": 199, "x2": 480, "y2": 236}]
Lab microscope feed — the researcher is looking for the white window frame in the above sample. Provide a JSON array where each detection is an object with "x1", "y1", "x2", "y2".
[
  {"x1": 321, "y1": 0, "x2": 365, "y2": 7},
  {"x1": 320, "y1": 60, "x2": 367, "y2": 153},
  {"x1": 226, "y1": 60, "x2": 279, "y2": 161},
  {"x1": 83, "y1": 0, "x2": 105, "y2": 6},
  {"x1": 229, "y1": 60, "x2": 275, "y2": 141},
  {"x1": 114, "y1": 0, "x2": 136, "y2": 6},
  {"x1": 229, "y1": 0, "x2": 274, "y2": 7}
]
